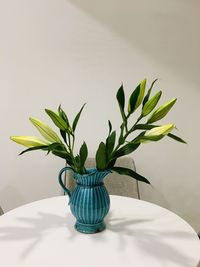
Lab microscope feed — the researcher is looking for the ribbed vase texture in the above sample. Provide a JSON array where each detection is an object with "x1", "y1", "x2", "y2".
[{"x1": 70, "y1": 169, "x2": 110, "y2": 227}]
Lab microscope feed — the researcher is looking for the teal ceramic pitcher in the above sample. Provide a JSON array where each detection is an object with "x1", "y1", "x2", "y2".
[{"x1": 58, "y1": 167, "x2": 111, "y2": 234}]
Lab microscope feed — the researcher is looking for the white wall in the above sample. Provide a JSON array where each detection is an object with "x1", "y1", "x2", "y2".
[{"x1": 0, "y1": 0, "x2": 199, "y2": 231}]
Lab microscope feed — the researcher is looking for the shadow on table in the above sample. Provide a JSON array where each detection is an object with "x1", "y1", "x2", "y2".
[
  {"x1": 0, "y1": 211, "x2": 198, "y2": 266},
  {"x1": 105, "y1": 212, "x2": 199, "y2": 267},
  {"x1": 0, "y1": 211, "x2": 78, "y2": 259}
]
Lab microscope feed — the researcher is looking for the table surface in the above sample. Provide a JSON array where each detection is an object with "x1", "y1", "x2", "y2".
[{"x1": 0, "y1": 196, "x2": 199, "y2": 267}]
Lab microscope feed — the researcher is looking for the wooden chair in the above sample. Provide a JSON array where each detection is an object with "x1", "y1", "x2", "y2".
[{"x1": 64, "y1": 157, "x2": 140, "y2": 199}]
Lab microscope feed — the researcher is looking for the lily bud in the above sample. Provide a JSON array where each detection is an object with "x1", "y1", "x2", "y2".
[
  {"x1": 10, "y1": 136, "x2": 49, "y2": 147},
  {"x1": 145, "y1": 124, "x2": 176, "y2": 137},
  {"x1": 29, "y1": 117, "x2": 62, "y2": 143}
]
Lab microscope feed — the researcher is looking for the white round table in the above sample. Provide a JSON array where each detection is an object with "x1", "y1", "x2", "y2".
[{"x1": 0, "y1": 196, "x2": 199, "y2": 267}]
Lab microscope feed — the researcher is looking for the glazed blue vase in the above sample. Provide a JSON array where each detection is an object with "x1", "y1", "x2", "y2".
[{"x1": 58, "y1": 167, "x2": 111, "y2": 234}]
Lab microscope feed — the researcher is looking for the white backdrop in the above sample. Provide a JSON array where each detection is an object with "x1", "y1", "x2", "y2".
[{"x1": 0, "y1": 0, "x2": 199, "y2": 231}]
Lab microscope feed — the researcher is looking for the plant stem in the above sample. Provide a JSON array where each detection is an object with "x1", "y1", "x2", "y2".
[
  {"x1": 124, "y1": 113, "x2": 132, "y2": 133},
  {"x1": 113, "y1": 114, "x2": 144, "y2": 154},
  {"x1": 72, "y1": 134, "x2": 75, "y2": 151},
  {"x1": 68, "y1": 133, "x2": 71, "y2": 148},
  {"x1": 64, "y1": 132, "x2": 75, "y2": 167}
]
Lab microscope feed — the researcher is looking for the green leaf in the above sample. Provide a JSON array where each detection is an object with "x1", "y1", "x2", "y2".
[
  {"x1": 108, "y1": 120, "x2": 112, "y2": 136},
  {"x1": 60, "y1": 130, "x2": 67, "y2": 143},
  {"x1": 72, "y1": 103, "x2": 86, "y2": 132},
  {"x1": 45, "y1": 109, "x2": 69, "y2": 132},
  {"x1": 111, "y1": 167, "x2": 150, "y2": 184},
  {"x1": 128, "y1": 79, "x2": 146, "y2": 114},
  {"x1": 142, "y1": 91, "x2": 162, "y2": 116},
  {"x1": 167, "y1": 133, "x2": 187, "y2": 144},
  {"x1": 74, "y1": 155, "x2": 83, "y2": 173},
  {"x1": 52, "y1": 150, "x2": 69, "y2": 160},
  {"x1": 75, "y1": 155, "x2": 80, "y2": 164},
  {"x1": 107, "y1": 158, "x2": 117, "y2": 168},
  {"x1": 49, "y1": 143, "x2": 73, "y2": 163},
  {"x1": 128, "y1": 85, "x2": 140, "y2": 113},
  {"x1": 106, "y1": 131, "x2": 116, "y2": 156},
  {"x1": 47, "y1": 142, "x2": 66, "y2": 153},
  {"x1": 58, "y1": 105, "x2": 69, "y2": 125},
  {"x1": 114, "y1": 143, "x2": 140, "y2": 158},
  {"x1": 147, "y1": 98, "x2": 177, "y2": 123},
  {"x1": 116, "y1": 84, "x2": 125, "y2": 110},
  {"x1": 138, "y1": 135, "x2": 164, "y2": 143},
  {"x1": 95, "y1": 142, "x2": 107, "y2": 170},
  {"x1": 116, "y1": 84, "x2": 126, "y2": 120},
  {"x1": 133, "y1": 124, "x2": 159, "y2": 130},
  {"x1": 79, "y1": 142, "x2": 88, "y2": 167},
  {"x1": 58, "y1": 105, "x2": 71, "y2": 142},
  {"x1": 19, "y1": 145, "x2": 48, "y2": 155},
  {"x1": 142, "y1": 78, "x2": 158, "y2": 106}
]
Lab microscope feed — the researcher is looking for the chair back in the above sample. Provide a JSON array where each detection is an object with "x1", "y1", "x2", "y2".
[{"x1": 0, "y1": 206, "x2": 4, "y2": 216}]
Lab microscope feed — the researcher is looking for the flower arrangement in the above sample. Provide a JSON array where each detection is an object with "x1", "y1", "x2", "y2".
[{"x1": 10, "y1": 79, "x2": 185, "y2": 184}]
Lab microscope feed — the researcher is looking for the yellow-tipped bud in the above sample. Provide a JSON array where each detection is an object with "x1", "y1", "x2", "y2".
[
  {"x1": 145, "y1": 124, "x2": 175, "y2": 137},
  {"x1": 29, "y1": 117, "x2": 62, "y2": 143},
  {"x1": 10, "y1": 136, "x2": 49, "y2": 147}
]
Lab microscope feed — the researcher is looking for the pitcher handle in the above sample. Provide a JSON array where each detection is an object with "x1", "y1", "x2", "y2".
[{"x1": 58, "y1": 166, "x2": 74, "y2": 198}]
